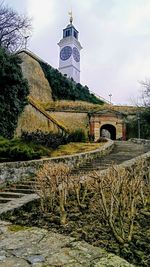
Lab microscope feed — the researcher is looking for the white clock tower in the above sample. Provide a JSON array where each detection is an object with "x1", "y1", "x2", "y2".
[{"x1": 58, "y1": 13, "x2": 82, "y2": 83}]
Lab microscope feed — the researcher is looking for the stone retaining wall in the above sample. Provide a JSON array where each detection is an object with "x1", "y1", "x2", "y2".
[
  {"x1": 0, "y1": 141, "x2": 114, "y2": 184},
  {"x1": 121, "y1": 150, "x2": 150, "y2": 169},
  {"x1": 99, "y1": 149, "x2": 150, "y2": 177},
  {"x1": 130, "y1": 138, "x2": 150, "y2": 145}
]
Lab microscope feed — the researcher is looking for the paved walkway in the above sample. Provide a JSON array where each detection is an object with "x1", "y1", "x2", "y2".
[
  {"x1": 0, "y1": 220, "x2": 135, "y2": 267},
  {"x1": 74, "y1": 141, "x2": 150, "y2": 173}
]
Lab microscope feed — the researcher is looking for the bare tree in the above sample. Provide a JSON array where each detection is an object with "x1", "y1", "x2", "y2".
[
  {"x1": 71, "y1": 174, "x2": 88, "y2": 208},
  {"x1": 140, "y1": 80, "x2": 150, "y2": 107},
  {"x1": 0, "y1": 2, "x2": 31, "y2": 52}
]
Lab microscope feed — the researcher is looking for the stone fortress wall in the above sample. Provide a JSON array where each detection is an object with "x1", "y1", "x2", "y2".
[
  {"x1": 16, "y1": 51, "x2": 89, "y2": 137},
  {"x1": 18, "y1": 51, "x2": 53, "y2": 103},
  {"x1": 16, "y1": 51, "x2": 68, "y2": 136},
  {"x1": 15, "y1": 104, "x2": 60, "y2": 137},
  {"x1": 15, "y1": 50, "x2": 138, "y2": 140},
  {"x1": 48, "y1": 111, "x2": 89, "y2": 136}
]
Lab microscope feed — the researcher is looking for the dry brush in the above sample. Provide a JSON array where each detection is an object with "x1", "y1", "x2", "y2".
[{"x1": 35, "y1": 159, "x2": 149, "y2": 243}]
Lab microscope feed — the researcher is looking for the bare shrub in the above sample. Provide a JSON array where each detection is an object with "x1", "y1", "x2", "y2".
[
  {"x1": 35, "y1": 162, "x2": 71, "y2": 225},
  {"x1": 35, "y1": 158, "x2": 149, "y2": 235},
  {"x1": 89, "y1": 160, "x2": 148, "y2": 244},
  {"x1": 138, "y1": 159, "x2": 150, "y2": 207},
  {"x1": 127, "y1": 159, "x2": 150, "y2": 208},
  {"x1": 70, "y1": 174, "x2": 88, "y2": 208}
]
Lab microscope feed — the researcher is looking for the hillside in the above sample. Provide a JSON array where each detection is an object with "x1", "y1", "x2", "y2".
[
  {"x1": 18, "y1": 50, "x2": 105, "y2": 106},
  {"x1": 39, "y1": 60, "x2": 104, "y2": 105}
]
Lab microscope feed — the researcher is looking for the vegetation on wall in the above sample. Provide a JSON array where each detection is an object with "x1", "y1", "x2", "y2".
[
  {"x1": 0, "y1": 48, "x2": 29, "y2": 138},
  {"x1": 40, "y1": 61, "x2": 104, "y2": 105}
]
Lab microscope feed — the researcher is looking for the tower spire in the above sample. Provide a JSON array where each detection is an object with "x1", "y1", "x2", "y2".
[{"x1": 68, "y1": 10, "x2": 73, "y2": 24}]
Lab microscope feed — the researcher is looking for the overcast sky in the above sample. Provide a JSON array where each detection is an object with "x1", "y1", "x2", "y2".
[{"x1": 3, "y1": 0, "x2": 150, "y2": 105}]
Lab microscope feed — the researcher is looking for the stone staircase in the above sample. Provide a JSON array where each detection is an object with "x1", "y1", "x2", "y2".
[
  {"x1": 0, "y1": 177, "x2": 39, "y2": 215},
  {"x1": 72, "y1": 141, "x2": 150, "y2": 174},
  {"x1": 0, "y1": 141, "x2": 150, "y2": 214}
]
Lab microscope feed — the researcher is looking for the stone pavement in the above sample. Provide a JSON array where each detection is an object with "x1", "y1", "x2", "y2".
[{"x1": 0, "y1": 220, "x2": 135, "y2": 267}]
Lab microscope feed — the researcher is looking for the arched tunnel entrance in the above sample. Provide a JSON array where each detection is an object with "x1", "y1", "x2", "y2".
[{"x1": 100, "y1": 124, "x2": 116, "y2": 140}]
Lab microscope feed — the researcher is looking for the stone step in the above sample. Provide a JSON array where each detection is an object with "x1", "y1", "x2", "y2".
[
  {"x1": 0, "y1": 192, "x2": 25, "y2": 198},
  {"x1": 71, "y1": 141, "x2": 150, "y2": 174},
  {"x1": 21, "y1": 180, "x2": 37, "y2": 185},
  {"x1": 0, "y1": 194, "x2": 40, "y2": 216},
  {"x1": 4, "y1": 188, "x2": 35, "y2": 194},
  {"x1": 24, "y1": 177, "x2": 36, "y2": 181},
  {"x1": 14, "y1": 184, "x2": 34, "y2": 189},
  {"x1": 0, "y1": 198, "x2": 16, "y2": 203}
]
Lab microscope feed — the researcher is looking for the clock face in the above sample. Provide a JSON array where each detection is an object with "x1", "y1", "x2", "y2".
[
  {"x1": 60, "y1": 46, "x2": 72, "y2": 61},
  {"x1": 73, "y1": 47, "x2": 80, "y2": 62}
]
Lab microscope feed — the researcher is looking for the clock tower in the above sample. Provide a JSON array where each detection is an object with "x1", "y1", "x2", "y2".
[{"x1": 58, "y1": 13, "x2": 82, "y2": 83}]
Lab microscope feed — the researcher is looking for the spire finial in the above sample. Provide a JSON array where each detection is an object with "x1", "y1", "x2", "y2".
[{"x1": 68, "y1": 9, "x2": 73, "y2": 24}]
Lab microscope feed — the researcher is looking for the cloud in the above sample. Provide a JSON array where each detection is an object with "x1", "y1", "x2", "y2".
[{"x1": 27, "y1": 0, "x2": 56, "y2": 32}]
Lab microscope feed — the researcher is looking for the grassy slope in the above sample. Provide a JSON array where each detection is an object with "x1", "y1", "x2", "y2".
[
  {"x1": 40, "y1": 100, "x2": 108, "y2": 112},
  {"x1": 51, "y1": 142, "x2": 103, "y2": 157}
]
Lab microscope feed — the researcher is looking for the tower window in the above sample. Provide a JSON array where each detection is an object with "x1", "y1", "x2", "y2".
[
  {"x1": 74, "y1": 31, "x2": 77, "y2": 39},
  {"x1": 64, "y1": 29, "x2": 71, "y2": 37}
]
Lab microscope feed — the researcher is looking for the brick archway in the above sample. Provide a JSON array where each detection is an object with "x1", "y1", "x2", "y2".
[
  {"x1": 100, "y1": 124, "x2": 116, "y2": 140},
  {"x1": 89, "y1": 109, "x2": 126, "y2": 141}
]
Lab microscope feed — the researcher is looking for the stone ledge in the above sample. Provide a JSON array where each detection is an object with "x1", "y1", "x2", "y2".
[
  {"x1": 130, "y1": 138, "x2": 150, "y2": 145},
  {"x1": 96, "y1": 148, "x2": 150, "y2": 177}
]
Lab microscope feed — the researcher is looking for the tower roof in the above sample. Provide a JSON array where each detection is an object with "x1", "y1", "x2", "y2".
[{"x1": 66, "y1": 23, "x2": 79, "y2": 32}]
